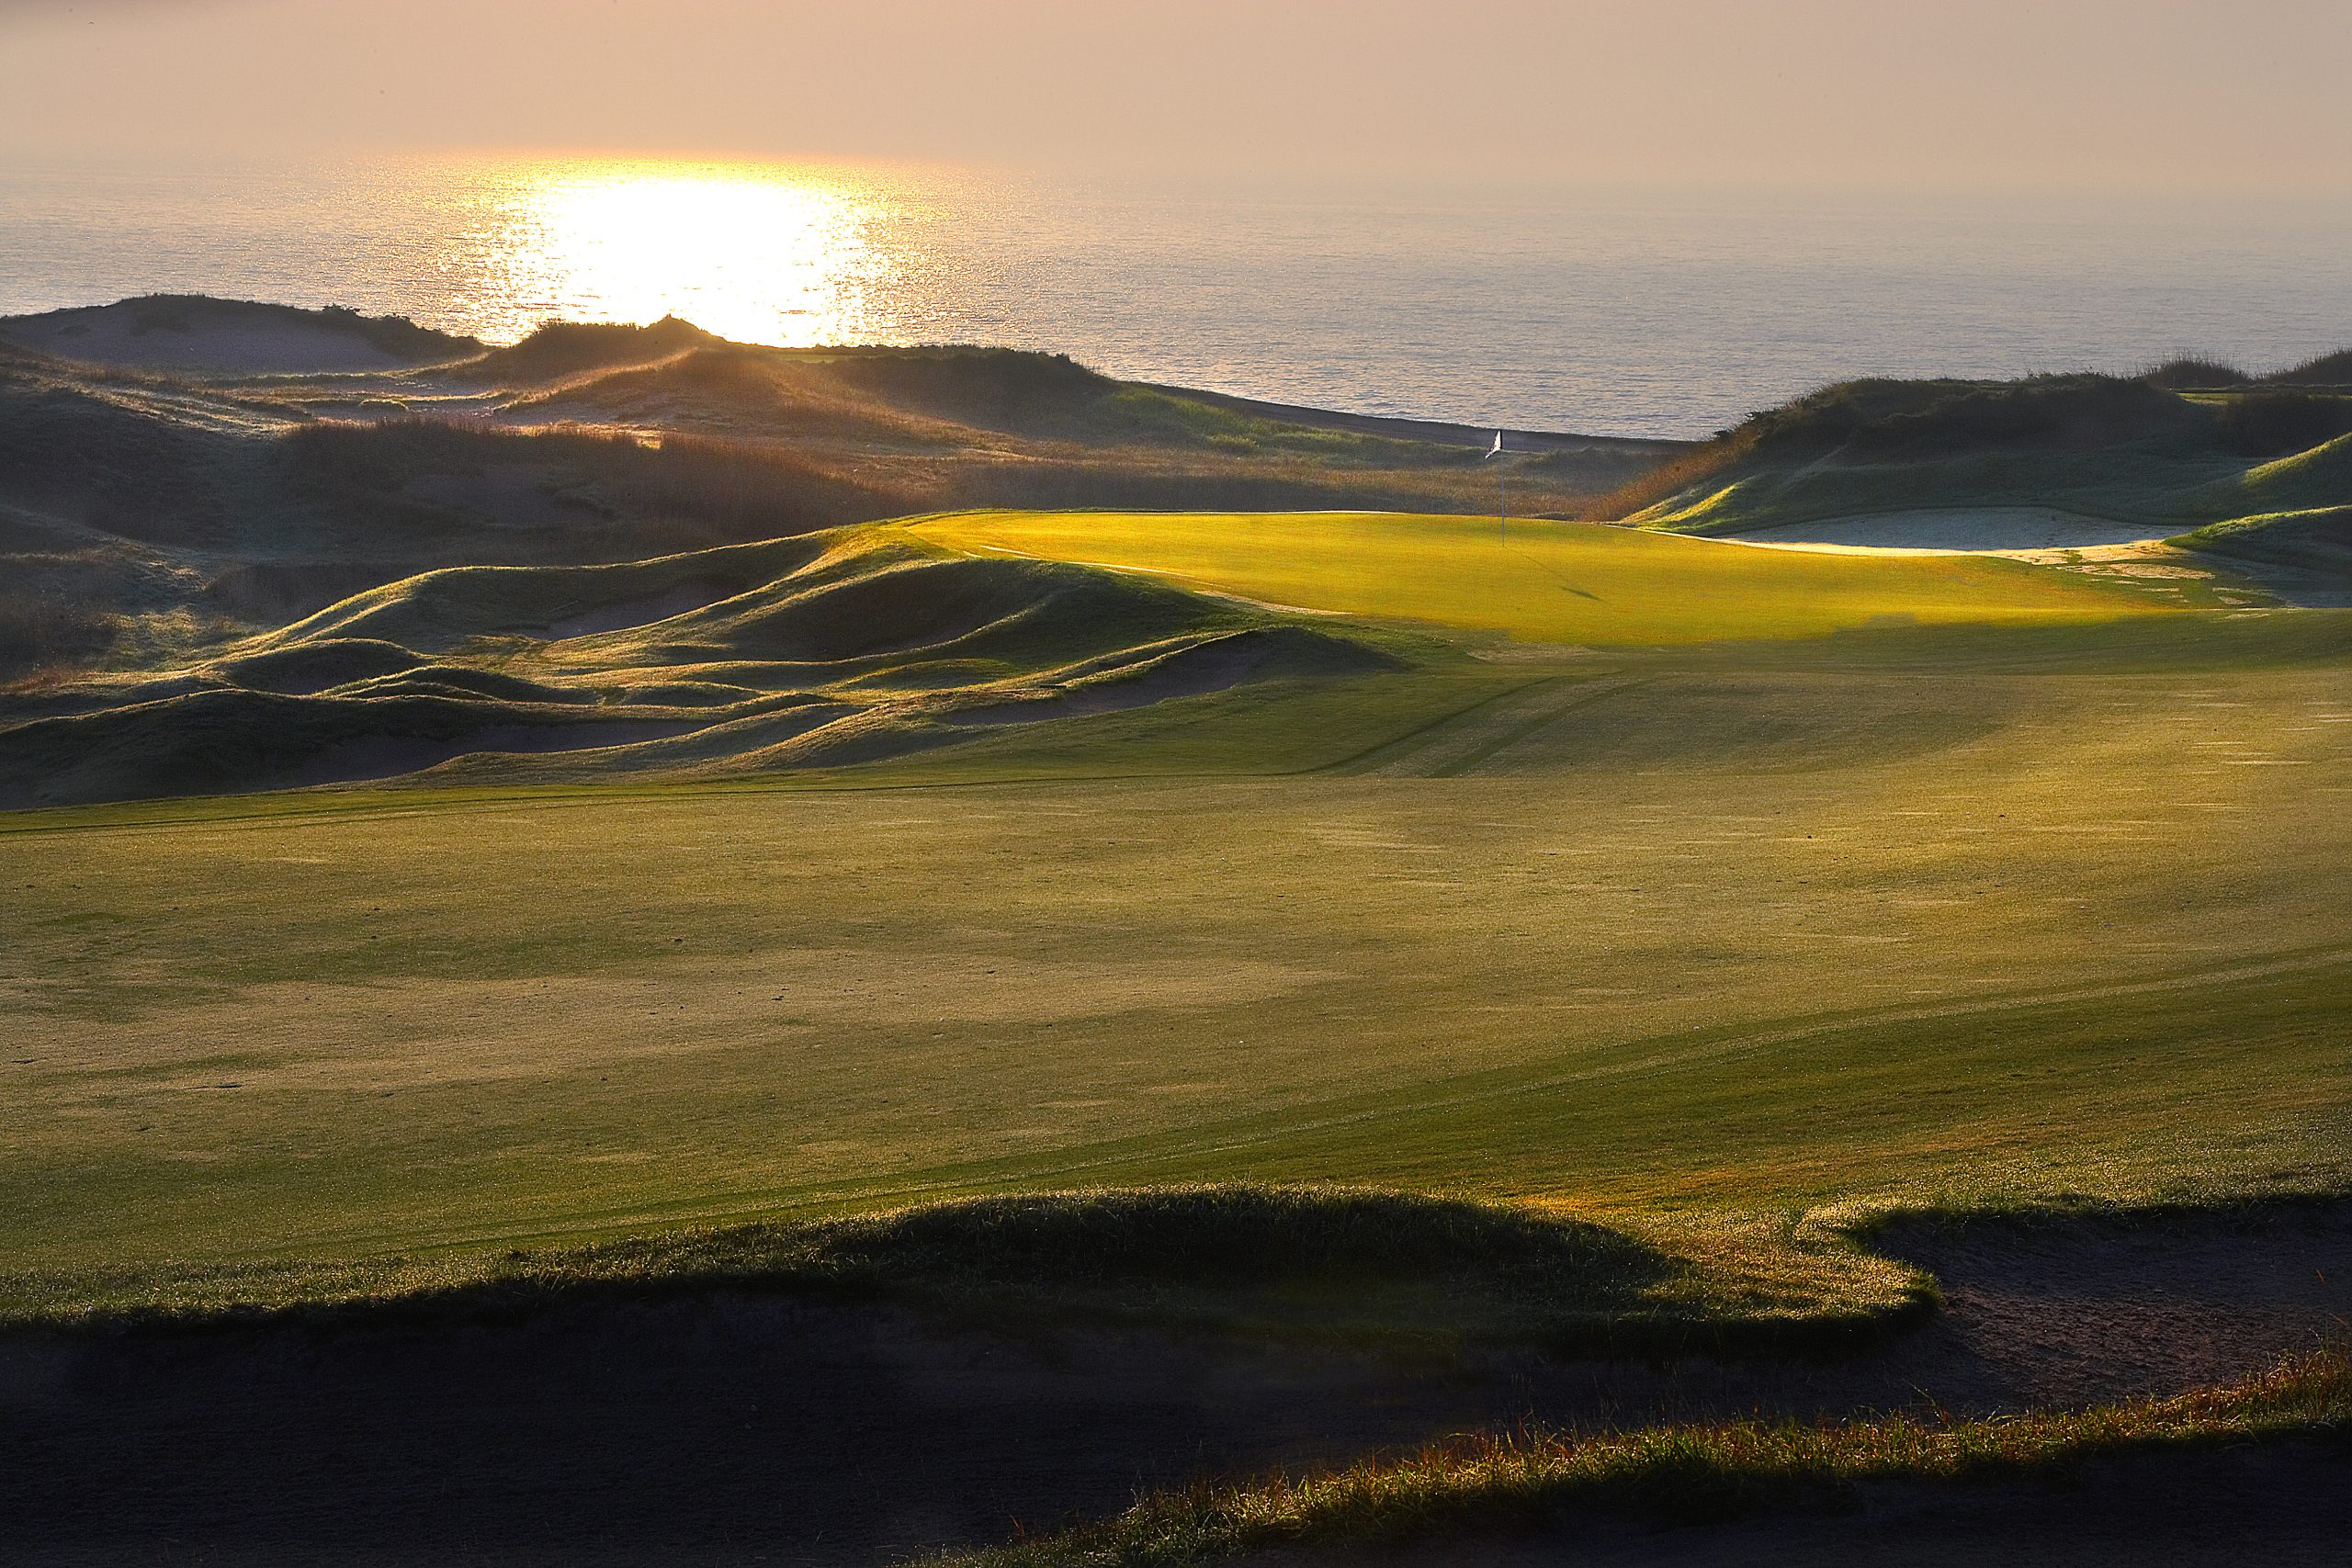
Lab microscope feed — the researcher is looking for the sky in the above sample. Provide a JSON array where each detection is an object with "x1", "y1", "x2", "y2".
[{"x1": 4, "y1": 0, "x2": 2350, "y2": 194}]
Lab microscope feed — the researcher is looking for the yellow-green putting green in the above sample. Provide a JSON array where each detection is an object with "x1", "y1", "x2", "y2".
[{"x1": 913, "y1": 510, "x2": 2194, "y2": 644}]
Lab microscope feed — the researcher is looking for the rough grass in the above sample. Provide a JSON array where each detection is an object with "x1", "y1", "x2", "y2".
[
  {"x1": 2265, "y1": 348, "x2": 2352, "y2": 388},
  {"x1": 0, "y1": 582, "x2": 115, "y2": 682},
  {"x1": 2142, "y1": 355, "x2": 2250, "y2": 390},
  {"x1": 931, "y1": 1349, "x2": 2352, "y2": 1567}
]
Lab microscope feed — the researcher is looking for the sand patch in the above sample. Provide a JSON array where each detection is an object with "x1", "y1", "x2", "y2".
[{"x1": 1726, "y1": 508, "x2": 2162, "y2": 553}]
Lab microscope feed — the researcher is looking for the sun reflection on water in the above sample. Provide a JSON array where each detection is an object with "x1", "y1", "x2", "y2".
[{"x1": 465, "y1": 158, "x2": 900, "y2": 346}]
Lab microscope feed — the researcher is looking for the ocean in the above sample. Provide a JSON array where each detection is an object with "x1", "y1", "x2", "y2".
[{"x1": 4, "y1": 153, "x2": 2348, "y2": 439}]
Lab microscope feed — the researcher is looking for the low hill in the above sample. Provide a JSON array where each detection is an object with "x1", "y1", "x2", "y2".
[
  {"x1": 2264, "y1": 348, "x2": 2352, "y2": 388},
  {"x1": 2171, "y1": 502, "x2": 2352, "y2": 604},
  {"x1": 1603, "y1": 369, "x2": 2352, "y2": 580},
  {"x1": 445, "y1": 316, "x2": 727, "y2": 384},
  {"x1": 0, "y1": 295, "x2": 480, "y2": 375}
]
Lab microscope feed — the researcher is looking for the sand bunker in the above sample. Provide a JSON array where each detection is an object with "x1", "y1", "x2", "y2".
[{"x1": 1727, "y1": 508, "x2": 2162, "y2": 553}]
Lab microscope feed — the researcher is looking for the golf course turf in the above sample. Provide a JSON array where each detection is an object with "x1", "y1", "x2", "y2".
[
  {"x1": 6, "y1": 514, "x2": 2346, "y2": 1298},
  {"x1": 915, "y1": 509, "x2": 2202, "y2": 644},
  {"x1": 6, "y1": 464, "x2": 2348, "y2": 1555}
]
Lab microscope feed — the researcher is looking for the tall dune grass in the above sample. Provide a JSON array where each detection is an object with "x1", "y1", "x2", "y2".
[{"x1": 940, "y1": 1349, "x2": 2352, "y2": 1566}]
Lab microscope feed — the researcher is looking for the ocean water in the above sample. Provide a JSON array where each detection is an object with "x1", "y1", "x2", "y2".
[{"x1": 4, "y1": 154, "x2": 2348, "y2": 440}]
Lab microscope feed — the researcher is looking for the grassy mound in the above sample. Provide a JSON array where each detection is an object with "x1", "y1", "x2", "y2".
[
  {"x1": 0, "y1": 1185, "x2": 1933, "y2": 1357},
  {"x1": 0, "y1": 295, "x2": 479, "y2": 373},
  {"x1": 255, "y1": 536, "x2": 825, "y2": 653},
  {"x1": 2171, "y1": 505, "x2": 2352, "y2": 581},
  {"x1": 1594, "y1": 367, "x2": 2352, "y2": 539},
  {"x1": 447, "y1": 316, "x2": 726, "y2": 383},
  {"x1": 0, "y1": 378, "x2": 241, "y2": 547},
  {"x1": 2211, "y1": 428, "x2": 2352, "y2": 515},
  {"x1": 782, "y1": 1187, "x2": 1682, "y2": 1347},
  {"x1": 0, "y1": 299, "x2": 1688, "y2": 668},
  {"x1": 209, "y1": 637, "x2": 424, "y2": 694},
  {"x1": 0, "y1": 687, "x2": 705, "y2": 807},
  {"x1": 2142, "y1": 356, "x2": 2251, "y2": 390},
  {"x1": 0, "y1": 524, "x2": 1413, "y2": 805},
  {"x1": 1736, "y1": 375, "x2": 2210, "y2": 458},
  {"x1": 2265, "y1": 348, "x2": 2352, "y2": 388}
]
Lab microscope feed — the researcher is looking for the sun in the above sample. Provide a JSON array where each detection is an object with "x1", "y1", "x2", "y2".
[{"x1": 485, "y1": 158, "x2": 888, "y2": 347}]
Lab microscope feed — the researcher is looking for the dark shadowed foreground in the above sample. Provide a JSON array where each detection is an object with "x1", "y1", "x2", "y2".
[
  {"x1": 2, "y1": 1208, "x2": 2346, "y2": 1567},
  {"x1": 1265, "y1": 1443, "x2": 2352, "y2": 1568}
]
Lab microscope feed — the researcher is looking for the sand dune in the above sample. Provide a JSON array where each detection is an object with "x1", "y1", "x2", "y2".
[{"x1": 0, "y1": 296, "x2": 477, "y2": 375}]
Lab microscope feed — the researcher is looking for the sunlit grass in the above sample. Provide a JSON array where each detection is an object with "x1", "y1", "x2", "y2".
[{"x1": 916, "y1": 510, "x2": 2186, "y2": 645}]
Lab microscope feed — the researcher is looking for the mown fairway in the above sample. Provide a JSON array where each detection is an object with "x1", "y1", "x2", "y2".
[
  {"x1": 917, "y1": 509, "x2": 2207, "y2": 644},
  {"x1": 6, "y1": 515, "x2": 2349, "y2": 1280}
]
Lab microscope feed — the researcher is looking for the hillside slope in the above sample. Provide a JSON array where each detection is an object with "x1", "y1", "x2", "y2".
[
  {"x1": 0, "y1": 295, "x2": 480, "y2": 374},
  {"x1": 0, "y1": 525, "x2": 1405, "y2": 807},
  {"x1": 1611, "y1": 372, "x2": 2352, "y2": 561}
]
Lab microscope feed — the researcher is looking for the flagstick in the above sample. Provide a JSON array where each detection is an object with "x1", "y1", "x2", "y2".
[{"x1": 1487, "y1": 428, "x2": 1508, "y2": 544}]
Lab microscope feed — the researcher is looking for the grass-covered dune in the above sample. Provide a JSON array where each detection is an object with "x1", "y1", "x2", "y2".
[
  {"x1": 1605, "y1": 368, "x2": 2352, "y2": 567},
  {"x1": 0, "y1": 294, "x2": 479, "y2": 374},
  {"x1": 0, "y1": 522, "x2": 1418, "y2": 807}
]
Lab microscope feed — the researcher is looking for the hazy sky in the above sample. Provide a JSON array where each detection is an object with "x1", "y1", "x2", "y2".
[{"x1": 5, "y1": 0, "x2": 2349, "y2": 193}]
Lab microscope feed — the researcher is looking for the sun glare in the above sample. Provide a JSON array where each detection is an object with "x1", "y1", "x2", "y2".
[{"x1": 473, "y1": 158, "x2": 891, "y2": 346}]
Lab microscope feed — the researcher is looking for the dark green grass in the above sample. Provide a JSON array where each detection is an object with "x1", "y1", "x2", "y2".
[{"x1": 930, "y1": 1350, "x2": 2352, "y2": 1567}]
